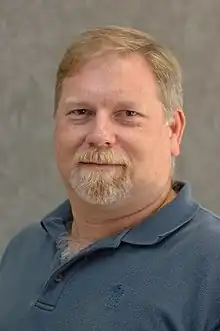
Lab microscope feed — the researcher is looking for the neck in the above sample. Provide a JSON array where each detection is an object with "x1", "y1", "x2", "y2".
[{"x1": 68, "y1": 180, "x2": 176, "y2": 243}]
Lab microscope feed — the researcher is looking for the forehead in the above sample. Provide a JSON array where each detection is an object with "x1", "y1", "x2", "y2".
[{"x1": 60, "y1": 53, "x2": 159, "y2": 105}]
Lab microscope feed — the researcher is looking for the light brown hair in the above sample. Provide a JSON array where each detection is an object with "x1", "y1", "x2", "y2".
[{"x1": 54, "y1": 26, "x2": 183, "y2": 119}]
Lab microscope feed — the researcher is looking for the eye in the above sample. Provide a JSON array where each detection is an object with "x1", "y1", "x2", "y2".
[
  {"x1": 124, "y1": 110, "x2": 139, "y2": 117},
  {"x1": 67, "y1": 109, "x2": 92, "y2": 116},
  {"x1": 115, "y1": 110, "x2": 140, "y2": 118}
]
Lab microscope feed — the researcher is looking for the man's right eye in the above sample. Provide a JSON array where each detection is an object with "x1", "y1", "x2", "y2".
[{"x1": 67, "y1": 109, "x2": 92, "y2": 116}]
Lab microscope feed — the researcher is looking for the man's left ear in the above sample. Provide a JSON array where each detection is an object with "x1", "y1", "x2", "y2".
[{"x1": 168, "y1": 108, "x2": 186, "y2": 157}]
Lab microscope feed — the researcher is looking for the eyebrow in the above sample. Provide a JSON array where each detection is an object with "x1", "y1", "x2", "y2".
[
  {"x1": 65, "y1": 98, "x2": 139, "y2": 110},
  {"x1": 65, "y1": 99, "x2": 94, "y2": 109}
]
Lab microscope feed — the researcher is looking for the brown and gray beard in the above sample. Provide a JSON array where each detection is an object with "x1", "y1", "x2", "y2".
[
  {"x1": 70, "y1": 165, "x2": 133, "y2": 205},
  {"x1": 69, "y1": 149, "x2": 133, "y2": 205}
]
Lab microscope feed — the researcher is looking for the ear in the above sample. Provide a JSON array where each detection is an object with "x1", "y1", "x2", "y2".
[{"x1": 168, "y1": 108, "x2": 186, "y2": 157}]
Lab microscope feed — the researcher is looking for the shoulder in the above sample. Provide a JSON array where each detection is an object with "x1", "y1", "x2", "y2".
[
  {"x1": 0, "y1": 222, "x2": 47, "y2": 270},
  {"x1": 6, "y1": 221, "x2": 46, "y2": 249},
  {"x1": 0, "y1": 200, "x2": 70, "y2": 270},
  {"x1": 0, "y1": 199, "x2": 70, "y2": 259},
  {"x1": 193, "y1": 206, "x2": 220, "y2": 236},
  {"x1": 186, "y1": 205, "x2": 220, "y2": 259}
]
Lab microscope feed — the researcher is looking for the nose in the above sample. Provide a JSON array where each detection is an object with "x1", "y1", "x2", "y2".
[{"x1": 85, "y1": 112, "x2": 116, "y2": 148}]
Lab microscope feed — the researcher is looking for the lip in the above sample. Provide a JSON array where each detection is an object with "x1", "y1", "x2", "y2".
[{"x1": 79, "y1": 162, "x2": 122, "y2": 166}]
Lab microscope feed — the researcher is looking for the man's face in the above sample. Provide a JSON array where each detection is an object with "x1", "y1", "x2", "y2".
[{"x1": 54, "y1": 53, "x2": 185, "y2": 205}]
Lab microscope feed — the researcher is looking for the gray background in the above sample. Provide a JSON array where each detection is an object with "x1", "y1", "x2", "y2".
[{"x1": 0, "y1": 0, "x2": 220, "y2": 256}]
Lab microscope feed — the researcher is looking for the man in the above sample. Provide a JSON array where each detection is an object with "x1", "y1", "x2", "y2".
[{"x1": 0, "y1": 26, "x2": 220, "y2": 331}]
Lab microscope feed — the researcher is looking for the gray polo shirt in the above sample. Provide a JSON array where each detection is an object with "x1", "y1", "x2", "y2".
[{"x1": 1, "y1": 182, "x2": 220, "y2": 331}]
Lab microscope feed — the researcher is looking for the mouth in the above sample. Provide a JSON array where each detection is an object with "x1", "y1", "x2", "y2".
[{"x1": 79, "y1": 162, "x2": 123, "y2": 166}]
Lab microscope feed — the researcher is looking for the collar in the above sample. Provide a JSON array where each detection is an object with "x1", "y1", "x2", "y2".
[
  {"x1": 121, "y1": 182, "x2": 199, "y2": 245},
  {"x1": 41, "y1": 182, "x2": 199, "y2": 246},
  {"x1": 41, "y1": 200, "x2": 72, "y2": 240}
]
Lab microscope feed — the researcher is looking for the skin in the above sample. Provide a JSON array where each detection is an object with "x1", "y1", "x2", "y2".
[{"x1": 54, "y1": 52, "x2": 185, "y2": 244}]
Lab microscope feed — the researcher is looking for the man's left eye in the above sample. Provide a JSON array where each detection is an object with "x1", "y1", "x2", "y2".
[
  {"x1": 115, "y1": 110, "x2": 139, "y2": 117},
  {"x1": 115, "y1": 110, "x2": 140, "y2": 118},
  {"x1": 124, "y1": 110, "x2": 139, "y2": 116}
]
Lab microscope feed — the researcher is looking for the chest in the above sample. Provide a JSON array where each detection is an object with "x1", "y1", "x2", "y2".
[{"x1": 0, "y1": 247, "x2": 217, "y2": 331}]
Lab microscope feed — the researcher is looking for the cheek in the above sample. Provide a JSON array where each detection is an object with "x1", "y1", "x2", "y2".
[
  {"x1": 54, "y1": 135, "x2": 75, "y2": 172},
  {"x1": 130, "y1": 129, "x2": 171, "y2": 166},
  {"x1": 128, "y1": 135, "x2": 159, "y2": 163},
  {"x1": 118, "y1": 128, "x2": 149, "y2": 163},
  {"x1": 54, "y1": 123, "x2": 84, "y2": 156}
]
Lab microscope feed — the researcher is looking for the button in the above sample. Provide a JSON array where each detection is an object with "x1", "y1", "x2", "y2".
[{"x1": 54, "y1": 273, "x2": 64, "y2": 283}]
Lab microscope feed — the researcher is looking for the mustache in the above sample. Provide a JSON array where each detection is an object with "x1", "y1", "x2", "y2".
[{"x1": 74, "y1": 148, "x2": 131, "y2": 166}]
